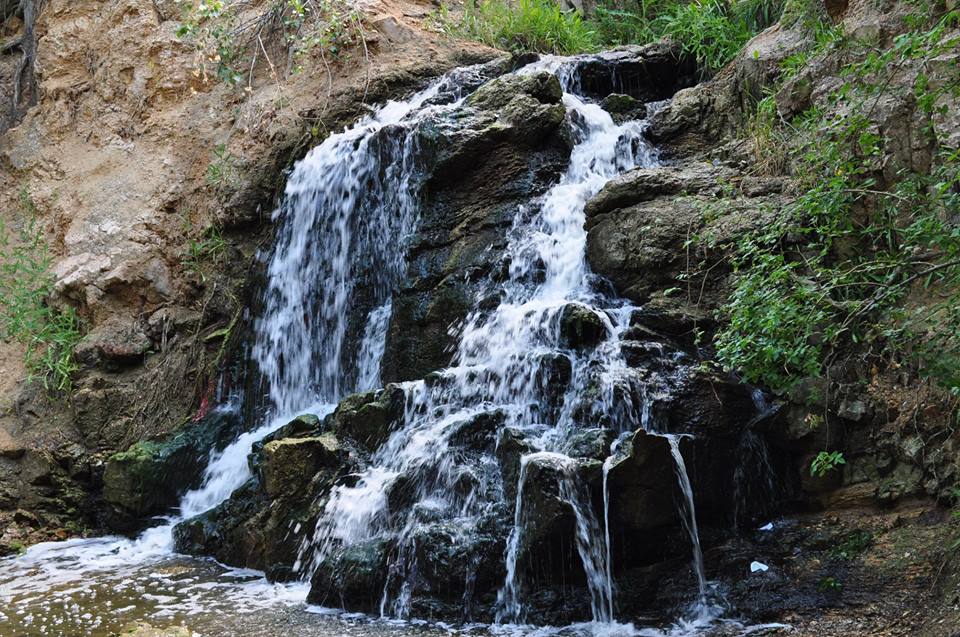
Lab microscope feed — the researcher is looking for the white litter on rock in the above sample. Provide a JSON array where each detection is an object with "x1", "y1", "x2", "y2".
[
  {"x1": 750, "y1": 561, "x2": 769, "y2": 573},
  {"x1": 758, "y1": 522, "x2": 774, "y2": 532}
]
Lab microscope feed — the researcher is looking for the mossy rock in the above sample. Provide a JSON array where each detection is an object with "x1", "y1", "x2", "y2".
[
  {"x1": 102, "y1": 408, "x2": 242, "y2": 532},
  {"x1": 329, "y1": 385, "x2": 406, "y2": 451},
  {"x1": 559, "y1": 303, "x2": 608, "y2": 350},
  {"x1": 467, "y1": 71, "x2": 563, "y2": 111},
  {"x1": 260, "y1": 434, "x2": 341, "y2": 498}
]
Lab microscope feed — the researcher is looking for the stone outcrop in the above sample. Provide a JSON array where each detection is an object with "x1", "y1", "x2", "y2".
[
  {"x1": 381, "y1": 70, "x2": 571, "y2": 382},
  {"x1": 173, "y1": 412, "x2": 347, "y2": 580},
  {"x1": 102, "y1": 407, "x2": 242, "y2": 532},
  {"x1": 585, "y1": 162, "x2": 785, "y2": 324}
]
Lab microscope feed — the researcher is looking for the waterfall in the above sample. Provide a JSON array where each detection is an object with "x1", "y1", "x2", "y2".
[
  {"x1": 0, "y1": 53, "x2": 731, "y2": 635},
  {"x1": 297, "y1": 59, "x2": 674, "y2": 625},
  {"x1": 667, "y1": 435, "x2": 708, "y2": 604},
  {"x1": 0, "y1": 65, "x2": 497, "y2": 630}
]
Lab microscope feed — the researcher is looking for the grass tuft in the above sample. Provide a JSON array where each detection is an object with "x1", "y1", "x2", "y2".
[{"x1": 0, "y1": 189, "x2": 82, "y2": 392}]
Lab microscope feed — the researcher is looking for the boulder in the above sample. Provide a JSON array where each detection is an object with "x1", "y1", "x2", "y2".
[
  {"x1": 600, "y1": 93, "x2": 647, "y2": 123},
  {"x1": 585, "y1": 162, "x2": 783, "y2": 309},
  {"x1": 173, "y1": 423, "x2": 345, "y2": 580},
  {"x1": 259, "y1": 434, "x2": 340, "y2": 498},
  {"x1": 559, "y1": 303, "x2": 608, "y2": 350},
  {"x1": 308, "y1": 538, "x2": 391, "y2": 612},
  {"x1": 328, "y1": 385, "x2": 406, "y2": 451},
  {"x1": 172, "y1": 479, "x2": 269, "y2": 571},
  {"x1": 646, "y1": 22, "x2": 810, "y2": 153},
  {"x1": 496, "y1": 427, "x2": 537, "y2": 504},
  {"x1": 102, "y1": 408, "x2": 243, "y2": 532},
  {"x1": 567, "y1": 43, "x2": 697, "y2": 103},
  {"x1": 606, "y1": 431, "x2": 682, "y2": 533}
]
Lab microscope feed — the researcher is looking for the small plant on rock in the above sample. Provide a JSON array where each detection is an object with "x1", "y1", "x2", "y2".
[
  {"x1": 817, "y1": 575, "x2": 843, "y2": 593},
  {"x1": 206, "y1": 143, "x2": 237, "y2": 188},
  {"x1": 175, "y1": 0, "x2": 361, "y2": 88},
  {"x1": 830, "y1": 529, "x2": 873, "y2": 560},
  {"x1": 810, "y1": 450, "x2": 846, "y2": 478},
  {"x1": 185, "y1": 224, "x2": 228, "y2": 282}
]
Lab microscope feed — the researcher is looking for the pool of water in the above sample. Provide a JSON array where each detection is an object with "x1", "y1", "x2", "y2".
[{"x1": 0, "y1": 536, "x2": 786, "y2": 637}]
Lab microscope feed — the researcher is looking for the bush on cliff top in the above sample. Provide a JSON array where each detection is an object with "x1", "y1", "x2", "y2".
[{"x1": 441, "y1": 0, "x2": 785, "y2": 72}]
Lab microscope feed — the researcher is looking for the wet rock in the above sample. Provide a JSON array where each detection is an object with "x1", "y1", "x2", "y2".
[
  {"x1": 329, "y1": 385, "x2": 405, "y2": 451},
  {"x1": 559, "y1": 303, "x2": 608, "y2": 350},
  {"x1": 173, "y1": 479, "x2": 268, "y2": 570},
  {"x1": 308, "y1": 539, "x2": 391, "y2": 612},
  {"x1": 399, "y1": 517, "x2": 505, "y2": 621},
  {"x1": 495, "y1": 427, "x2": 537, "y2": 504},
  {"x1": 448, "y1": 409, "x2": 507, "y2": 451},
  {"x1": 468, "y1": 71, "x2": 563, "y2": 110},
  {"x1": 606, "y1": 431, "x2": 681, "y2": 532},
  {"x1": 620, "y1": 340, "x2": 676, "y2": 370},
  {"x1": 600, "y1": 93, "x2": 647, "y2": 123},
  {"x1": 173, "y1": 428, "x2": 344, "y2": 581},
  {"x1": 564, "y1": 428, "x2": 614, "y2": 460},
  {"x1": 253, "y1": 414, "x2": 322, "y2": 456},
  {"x1": 534, "y1": 352, "x2": 573, "y2": 414},
  {"x1": 381, "y1": 70, "x2": 570, "y2": 382},
  {"x1": 259, "y1": 434, "x2": 341, "y2": 499},
  {"x1": 102, "y1": 408, "x2": 243, "y2": 532},
  {"x1": 515, "y1": 455, "x2": 575, "y2": 548},
  {"x1": 429, "y1": 71, "x2": 566, "y2": 176},
  {"x1": 568, "y1": 43, "x2": 697, "y2": 103}
]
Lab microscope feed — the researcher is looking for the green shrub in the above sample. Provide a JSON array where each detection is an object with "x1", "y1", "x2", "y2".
[
  {"x1": 0, "y1": 189, "x2": 82, "y2": 392},
  {"x1": 444, "y1": 0, "x2": 788, "y2": 72},
  {"x1": 443, "y1": 0, "x2": 599, "y2": 54},
  {"x1": 651, "y1": 0, "x2": 754, "y2": 72},
  {"x1": 716, "y1": 9, "x2": 960, "y2": 395},
  {"x1": 810, "y1": 451, "x2": 846, "y2": 477}
]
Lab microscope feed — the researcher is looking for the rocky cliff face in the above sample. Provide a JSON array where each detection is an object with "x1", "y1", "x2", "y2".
[{"x1": 0, "y1": 0, "x2": 497, "y2": 551}]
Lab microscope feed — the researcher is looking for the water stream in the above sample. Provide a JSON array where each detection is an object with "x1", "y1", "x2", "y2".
[{"x1": 0, "y1": 55, "x2": 773, "y2": 637}]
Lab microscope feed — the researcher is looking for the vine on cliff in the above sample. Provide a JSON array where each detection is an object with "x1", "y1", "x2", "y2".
[{"x1": 715, "y1": 8, "x2": 960, "y2": 399}]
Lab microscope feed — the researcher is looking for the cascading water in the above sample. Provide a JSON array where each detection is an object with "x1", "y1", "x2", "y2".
[
  {"x1": 0, "y1": 52, "x2": 768, "y2": 637},
  {"x1": 0, "y1": 63, "x2": 497, "y2": 637},
  {"x1": 667, "y1": 435, "x2": 708, "y2": 604},
  {"x1": 295, "y1": 60, "x2": 713, "y2": 628}
]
